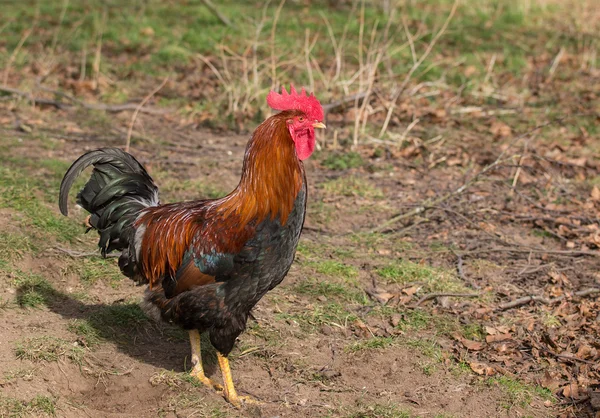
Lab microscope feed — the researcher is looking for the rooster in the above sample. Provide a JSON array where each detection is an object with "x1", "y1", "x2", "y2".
[{"x1": 58, "y1": 86, "x2": 325, "y2": 407}]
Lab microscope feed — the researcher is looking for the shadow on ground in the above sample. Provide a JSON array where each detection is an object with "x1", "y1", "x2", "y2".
[{"x1": 14, "y1": 280, "x2": 221, "y2": 376}]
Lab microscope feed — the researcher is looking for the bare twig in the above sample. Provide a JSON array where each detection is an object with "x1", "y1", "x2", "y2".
[
  {"x1": 0, "y1": 85, "x2": 67, "y2": 109},
  {"x1": 412, "y1": 292, "x2": 480, "y2": 307},
  {"x1": 0, "y1": 85, "x2": 170, "y2": 114},
  {"x1": 3, "y1": 27, "x2": 33, "y2": 86},
  {"x1": 462, "y1": 247, "x2": 598, "y2": 258},
  {"x1": 539, "y1": 346, "x2": 596, "y2": 365},
  {"x1": 453, "y1": 250, "x2": 480, "y2": 289},
  {"x1": 547, "y1": 47, "x2": 565, "y2": 81},
  {"x1": 125, "y1": 76, "x2": 169, "y2": 152},
  {"x1": 497, "y1": 288, "x2": 600, "y2": 311},
  {"x1": 270, "y1": 0, "x2": 286, "y2": 91},
  {"x1": 201, "y1": 0, "x2": 232, "y2": 27},
  {"x1": 92, "y1": 6, "x2": 106, "y2": 90}
]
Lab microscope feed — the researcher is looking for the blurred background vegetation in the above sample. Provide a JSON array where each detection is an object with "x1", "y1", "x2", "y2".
[{"x1": 2, "y1": 0, "x2": 597, "y2": 143}]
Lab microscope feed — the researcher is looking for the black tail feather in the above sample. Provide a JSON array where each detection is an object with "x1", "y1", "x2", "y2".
[{"x1": 59, "y1": 148, "x2": 159, "y2": 261}]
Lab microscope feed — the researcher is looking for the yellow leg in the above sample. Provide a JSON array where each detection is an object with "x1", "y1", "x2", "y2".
[
  {"x1": 217, "y1": 353, "x2": 261, "y2": 408},
  {"x1": 189, "y1": 330, "x2": 223, "y2": 391}
]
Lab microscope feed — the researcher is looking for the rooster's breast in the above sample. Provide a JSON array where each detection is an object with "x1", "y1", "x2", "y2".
[{"x1": 222, "y1": 181, "x2": 307, "y2": 310}]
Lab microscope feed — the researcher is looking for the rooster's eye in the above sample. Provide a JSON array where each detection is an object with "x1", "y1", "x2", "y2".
[{"x1": 298, "y1": 116, "x2": 304, "y2": 122}]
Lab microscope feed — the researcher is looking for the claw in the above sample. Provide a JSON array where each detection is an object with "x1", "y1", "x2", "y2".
[
  {"x1": 190, "y1": 369, "x2": 224, "y2": 392},
  {"x1": 217, "y1": 353, "x2": 262, "y2": 408}
]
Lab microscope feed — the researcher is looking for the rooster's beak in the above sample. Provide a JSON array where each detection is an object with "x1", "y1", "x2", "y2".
[{"x1": 313, "y1": 122, "x2": 326, "y2": 129}]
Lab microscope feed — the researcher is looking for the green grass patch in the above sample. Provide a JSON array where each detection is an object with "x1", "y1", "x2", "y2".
[
  {"x1": 489, "y1": 376, "x2": 555, "y2": 410},
  {"x1": 321, "y1": 152, "x2": 364, "y2": 171},
  {"x1": 277, "y1": 302, "x2": 358, "y2": 332},
  {"x1": 377, "y1": 259, "x2": 468, "y2": 293},
  {"x1": 150, "y1": 370, "x2": 204, "y2": 389},
  {"x1": 0, "y1": 394, "x2": 56, "y2": 417},
  {"x1": 0, "y1": 165, "x2": 82, "y2": 243},
  {"x1": 15, "y1": 336, "x2": 85, "y2": 364},
  {"x1": 67, "y1": 320, "x2": 102, "y2": 348},
  {"x1": 295, "y1": 277, "x2": 367, "y2": 304},
  {"x1": 346, "y1": 336, "x2": 395, "y2": 353},
  {"x1": 0, "y1": 230, "x2": 32, "y2": 268},
  {"x1": 309, "y1": 260, "x2": 358, "y2": 279},
  {"x1": 13, "y1": 273, "x2": 58, "y2": 309},
  {"x1": 346, "y1": 402, "x2": 412, "y2": 418},
  {"x1": 65, "y1": 257, "x2": 122, "y2": 288},
  {"x1": 320, "y1": 176, "x2": 383, "y2": 199},
  {"x1": 90, "y1": 303, "x2": 149, "y2": 329}
]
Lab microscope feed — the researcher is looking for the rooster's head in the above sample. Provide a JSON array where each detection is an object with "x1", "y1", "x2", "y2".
[{"x1": 267, "y1": 85, "x2": 325, "y2": 161}]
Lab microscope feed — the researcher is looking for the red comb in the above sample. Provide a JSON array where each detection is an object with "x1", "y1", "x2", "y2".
[{"x1": 267, "y1": 85, "x2": 324, "y2": 122}]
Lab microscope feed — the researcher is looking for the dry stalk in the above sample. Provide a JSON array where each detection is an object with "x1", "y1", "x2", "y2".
[
  {"x1": 482, "y1": 53, "x2": 497, "y2": 86},
  {"x1": 125, "y1": 77, "x2": 169, "y2": 153},
  {"x1": 3, "y1": 27, "x2": 33, "y2": 86},
  {"x1": 547, "y1": 47, "x2": 565, "y2": 81},
  {"x1": 378, "y1": 0, "x2": 459, "y2": 139},
  {"x1": 201, "y1": 0, "x2": 232, "y2": 27},
  {"x1": 49, "y1": 0, "x2": 70, "y2": 55},
  {"x1": 270, "y1": 0, "x2": 286, "y2": 91},
  {"x1": 92, "y1": 6, "x2": 107, "y2": 91}
]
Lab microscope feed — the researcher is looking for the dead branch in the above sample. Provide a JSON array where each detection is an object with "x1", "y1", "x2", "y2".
[
  {"x1": 412, "y1": 292, "x2": 480, "y2": 307},
  {"x1": 497, "y1": 288, "x2": 600, "y2": 311},
  {"x1": 539, "y1": 346, "x2": 596, "y2": 365},
  {"x1": 0, "y1": 85, "x2": 170, "y2": 115},
  {"x1": 463, "y1": 247, "x2": 598, "y2": 257},
  {"x1": 453, "y1": 250, "x2": 480, "y2": 289}
]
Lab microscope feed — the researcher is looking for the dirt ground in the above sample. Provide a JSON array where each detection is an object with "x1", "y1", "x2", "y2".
[
  {"x1": 1, "y1": 1, "x2": 599, "y2": 416},
  {"x1": 1, "y1": 94, "x2": 599, "y2": 418}
]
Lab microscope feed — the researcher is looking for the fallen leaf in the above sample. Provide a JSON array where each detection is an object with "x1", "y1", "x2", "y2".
[
  {"x1": 592, "y1": 186, "x2": 600, "y2": 202},
  {"x1": 456, "y1": 336, "x2": 485, "y2": 351},
  {"x1": 470, "y1": 361, "x2": 495, "y2": 376},
  {"x1": 540, "y1": 371, "x2": 561, "y2": 392},
  {"x1": 562, "y1": 383, "x2": 581, "y2": 399},
  {"x1": 402, "y1": 286, "x2": 419, "y2": 296},
  {"x1": 463, "y1": 65, "x2": 477, "y2": 77},
  {"x1": 366, "y1": 287, "x2": 397, "y2": 305},
  {"x1": 490, "y1": 121, "x2": 512, "y2": 138},
  {"x1": 485, "y1": 325, "x2": 510, "y2": 335}
]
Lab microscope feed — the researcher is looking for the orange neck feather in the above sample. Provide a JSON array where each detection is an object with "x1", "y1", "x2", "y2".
[{"x1": 218, "y1": 111, "x2": 304, "y2": 226}]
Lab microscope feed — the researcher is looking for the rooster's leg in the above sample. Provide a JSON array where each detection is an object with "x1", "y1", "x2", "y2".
[
  {"x1": 189, "y1": 330, "x2": 223, "y2": 391},
  {"x1": 217, "y1": 352, "x2": 261, "y2": 408}
]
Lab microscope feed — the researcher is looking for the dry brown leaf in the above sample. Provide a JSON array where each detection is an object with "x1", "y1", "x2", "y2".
[
  {"x1": 140, "y1": 27, "x2": 155, "y2": 37},
  {"x1": 470, "y1": 361, "x2": 495, "y2": 376},
  {"x1": 540, "y1": 371, "x2": 561, "y2": 392},
  {"x1": 489, "y1": 121, "x2": 512, "y2": 138},
  {"x1": 458, "y1": 337, "x2": 485, "y2": 351},
  {"x1": 367, "y1": 287, "x2": 397, "y2": 305},
  {"x1": 402, "y1": 286, "x2": 419, "y2": 296},
  {"x1": 592, "y1": 186, "x2": 600, "y2": 202},
  {"x1": 463, "y1": 65, "x2": 477, "y2": 77},
  {"x1": 562, "y1": 382, "x2": 581, "y2": 399},
  {"x1": 485, "y1": 325, "x2": 510, "y2": 335},
  {"x1": 486, "y1": 333, "x2": 512, "y2": 343}
]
